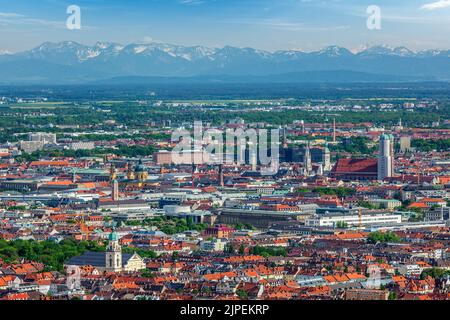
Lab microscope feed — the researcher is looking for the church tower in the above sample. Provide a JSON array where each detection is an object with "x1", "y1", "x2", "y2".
[
  {"x1": 127, "y1": 163, "x2": 135, "y2": 180},
  {"x1": 303, "y1": 142, "x2": 312, "y2": 177},
  {"x1": 135, "y1": 159, "x2": 148, "y2": 182},
  {"x1": 303, "y1": 143, "x2": 312, "y2": 176},
  {"x1": 109, "y1": 165, "x2": 117, "y2": 181},
  {"x1": 105, "y1": 231, "x2": 122, "y2": 272},
  {"x1": 323, "y1": 143, "x2": 331, "y2": 172}
]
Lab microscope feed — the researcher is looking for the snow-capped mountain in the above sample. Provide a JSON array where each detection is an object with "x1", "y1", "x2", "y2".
[
  {"x1": 356, "y1": 45, "x2": 417, "y2": 57},
  {"x1": 0, "y1": 41, "x2": 449, "y2": 84},
  {"x1": 315, "y1": 46, "x2": 353, "y2": 57}
]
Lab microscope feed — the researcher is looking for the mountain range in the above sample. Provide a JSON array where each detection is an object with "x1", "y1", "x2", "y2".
[{"x1": 0, "y1": 41, "x2": 450, "y2": 84}]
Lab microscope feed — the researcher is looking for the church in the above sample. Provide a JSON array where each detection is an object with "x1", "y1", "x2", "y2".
[
  {"x1": 110, "y1": 159, "x2": 157, "y2": 190},
  {"x1": 65, "y1": 231, "x2": 146, "y2": 273}
]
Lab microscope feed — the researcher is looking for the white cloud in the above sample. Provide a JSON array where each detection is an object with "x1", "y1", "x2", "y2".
[
  {"x1": 421, "y1": 0, "x2": 450, "y2": 10},
  {"x1": 0, "y1": 12, "x2": 64, "y2": 28},
  {"x1": 179, "y1": 0, "x2": 205, "y2": 5},
  {"x1": 0, "y1": 12, "x2": 25, "y2": 18}
]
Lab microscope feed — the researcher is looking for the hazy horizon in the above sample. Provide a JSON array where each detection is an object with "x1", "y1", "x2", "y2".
[{"x1": 2, "y1": 40, "x2": 450, "y2": 56}]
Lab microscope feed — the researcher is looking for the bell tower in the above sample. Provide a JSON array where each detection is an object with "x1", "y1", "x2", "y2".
[
  {"x1": 109, "y1": 165, "x2": 117, "y2": 181},
  {"x1": 105, "y1": 231, "x2": 122, "y2": 272},
  {"x1": 127, "y1": 163, "x2": 135, "y2": 180}
]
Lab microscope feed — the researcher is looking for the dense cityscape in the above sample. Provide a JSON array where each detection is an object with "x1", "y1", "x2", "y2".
[
  {"x1": 1, "y1": 0, "x2": 450, "y2": 309},
  {"x1": 0, "y1": 91, "x2": 449, "y2": 301}
]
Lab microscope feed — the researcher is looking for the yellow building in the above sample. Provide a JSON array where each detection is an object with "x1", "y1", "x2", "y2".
[{"x1": 111, "y1": 159, "x2": 154, "y2": 190}]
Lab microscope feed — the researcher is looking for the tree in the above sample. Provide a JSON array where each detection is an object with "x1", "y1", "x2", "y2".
[
  {"x1": 236, "y1": 289, "x2": 248, "y2": 300},
  {"x1": 411, "y1": 138, "x2": 450, "y2": 152},
  {"x1": 357, "y1": 201, "x2": 377, "y2": 210},
  {"x1": 388, "y1": 292, "x2": 397, "y2": 300},
  {"x1": 0, "y1": 239, "x2": 105, "y2": 272},
  {"x1": 224, "y1": 243, "x2": 235, "y2": 254},
  {"x1": 249, "y1": 246, "x2": 287, "y2": 257},
  {"x1": 235, "y1": 223, "x2": 245, "y2": 230},
  {"x1": 367, "y1": 231, "x2": 400, "y2": 244},
  {"x1": 140, "y1": 269, "x2": 155, "y2": 278},
  {"x1": 336, "y1": 221, "x2": 349, "y2": 229},
  {"x1": 172, "y1": 251, "x2": 179, "y2": 261},
  {"x1": 420, "y1": 268, "x2": 450, "y2": 280},
  {"x1": 244, "y1": 224, "x2": 255, "y2": 230}
]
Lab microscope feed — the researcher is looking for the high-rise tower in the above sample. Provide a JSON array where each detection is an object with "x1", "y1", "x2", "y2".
[{"x1": 377, "y1": 134, "x2": 394, "y2": 181}]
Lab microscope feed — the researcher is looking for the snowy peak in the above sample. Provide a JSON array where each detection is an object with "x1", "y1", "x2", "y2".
[
  {"x1": 358, "y1": 45, "x2": 417, "y2": 57},
  {"x1": 16, "y1": 41, "x2": 450, "y2": 62},
  {"x1": 1, "y1": 41, "x2": 450, "y2": 83},
  {"x1": 316, "y1": 46, "x2": 352, "y2": 57}
]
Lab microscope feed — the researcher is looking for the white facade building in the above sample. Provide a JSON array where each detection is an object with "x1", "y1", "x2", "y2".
[
  {"x1": 305, "y1": 212, "x2": 402, "y2": 228},
  {"x1": 200, "y1": 238, "x2": 228, "y2": 252}
]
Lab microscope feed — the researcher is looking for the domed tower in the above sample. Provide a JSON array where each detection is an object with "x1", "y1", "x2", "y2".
[
  {"x1": 135, "y1": 159, "x2": 148, "y2": 182},
  {"x1": 109, "y1": 165, "x2": 117, "y2": 181},
  {"x1": 127, "y1": 163, "x2": 135, "y2": 180},
  {"x1": 105, "y1": 231, "x2": 122, "y2": 272}
]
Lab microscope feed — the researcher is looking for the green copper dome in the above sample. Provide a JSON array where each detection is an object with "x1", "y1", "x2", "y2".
[
  {"x1": 109, "y1": 231, "x2": 119, "y2": 241},
  {"x1": 135, "y1": 159, "x2": 146, "y2": 172}
]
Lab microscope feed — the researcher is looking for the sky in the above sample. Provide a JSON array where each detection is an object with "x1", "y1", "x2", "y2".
[{"x1": 1, "y1": 0, "x2": 450, "y2": 53}]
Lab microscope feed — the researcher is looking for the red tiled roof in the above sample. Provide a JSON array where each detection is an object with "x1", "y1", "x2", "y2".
[
  {"x1": 332, "y1": 158, "x2": 378, "y2": 174},
  {"x1": 30, "y1": 161, "x2": 70, "y2": 167}
]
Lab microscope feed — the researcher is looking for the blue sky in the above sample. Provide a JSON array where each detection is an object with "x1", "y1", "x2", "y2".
[{"x1": 1, "y1": 0, "x2": 450, "y2": 52}]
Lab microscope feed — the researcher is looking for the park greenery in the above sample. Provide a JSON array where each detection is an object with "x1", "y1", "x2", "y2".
[
  {"x1": 236, "y1": 289, "x2": 249, "y2": 299},
  {"x1": 122, "y1": 246, "x2": 157, "y2": 259},
  {"x1": 367, "y1": 231, "x2": 401, "y2": 244},
  {"x1": 335, "y1": 221, "x2": 349, "y2": 229},
  {"x1": 296, "y1": 187, "x2": 355, "y2": 198},
  {"x1": 357, "y1": 201, "x2": 378, "y2": 210},
  {"x1": 329, "y1": 137, "x2": 376, "y2": 155},
  {"x1": 411, "y1": 139, "x2": 450, "y2": 152},
  {"x1": 126, "y1": 216, "x2": 208, "y2": 235},
  {"x1": 0, "y1": 238, "x2": 157, "y2": 272},
  {"x1": 0, "y1": 239, "x2": 105, "y2": 272},
  {"x1": 248, "y1": 246, "x2": 287, "y2": 257},
  {"x1": 1, "y1": 96, "x2": 449, "y2": 144},
  {"x1": 16, "y1": 144, "x2": 157, "y2": 162},
  {"x1": 235, "y1": 223, "x2": 255, "y2": 231},
  {"x1": 420, "y1": 268, "x2": 450, "y2": 280}
]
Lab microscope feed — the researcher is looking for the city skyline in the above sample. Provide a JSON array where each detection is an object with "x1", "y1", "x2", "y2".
[{"x1": 0, "y1": 0, "x2": 450, "y2": 306}]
